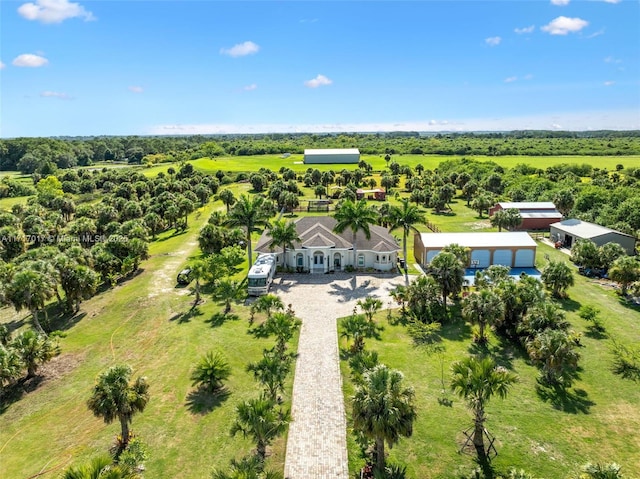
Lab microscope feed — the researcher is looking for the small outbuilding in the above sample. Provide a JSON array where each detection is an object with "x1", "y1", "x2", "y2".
[
  {"x1": 550, "y1": 219, "x2": 636, "y2": 255},
  {"x1": 356, "y1": 188, "x2": 386, "y2": 201},
  {"x1": 489, "y1": 202, "x2": 563, "y2": 231},
  {"x1": 414, "y1": 232, "x2": 537, "y2": 268},
  {"x1": 303, "y1": 148, "x2": 360, "y2": 164}
]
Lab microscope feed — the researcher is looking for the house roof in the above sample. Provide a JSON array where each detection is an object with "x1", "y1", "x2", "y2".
[
  {"x1": 520, "y1": 211, "x2": 564, "y2": 219},
  {"x1": 417, "y1": 232, "x2": 537, "y2": 249},
  {"x1": 550, "y1": 219, "x2": 633, "y2": 239},
  {"x1": 304, "y1": 148, "x2": 360, "y2": 155},
  {"x1": 497, "y1": 202, "x2": 557, "y2": 211},
  {"x1": 255, "y1": 216, "x2": 399, "y2": 253}
]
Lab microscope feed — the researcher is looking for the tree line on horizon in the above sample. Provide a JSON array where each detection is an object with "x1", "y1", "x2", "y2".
[{"x1": 2, "y1": 131, "x2": 640, "y2": 173}]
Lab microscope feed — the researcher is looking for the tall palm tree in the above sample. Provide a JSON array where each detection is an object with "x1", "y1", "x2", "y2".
[
  {"x1": 261, "y1": 312, "x2": 300, "y2": 357},
  {"x1": 608, "y1": 255, "x2": 640, "y2": 296},
  {"x1": 267, "y1": 219, "x2": 300, "y2": 270},
  {"x1": 428, "y1": 252, "x2": 465, "y2": 315},
  {"x1": 87, "y1": 364, "x2": 150, "y2": 453},
  {"x1": 246, "y1": 350, "x2": 292, "y2": 401},
  {"x1": 462, "y1": 289, "x2": 504, "y2": 344},
  {"x1": 352, "y1": 364, "x2": 417, "y2": 471},
  {"x1": 225, "y1": 194, "x2": 270, "y2": 265},
  {"x1": 213, "y1": 279, "x2": 245, "y2": 315},
  {"x1": 389, "y1": 199, "x2": 426, "y2": 279},
  {"x1": 333, "y1": 199, "x2": 379, "y2": 271},
  {"x1": 526, "y1": 329, "x2": 580, "y2": 387},
  {"x1": 450, "y1": 356, "x2": 518, "y2": 456},
  {"x1": 230, "y1": 396, "x2": 291, "y2": 462}
]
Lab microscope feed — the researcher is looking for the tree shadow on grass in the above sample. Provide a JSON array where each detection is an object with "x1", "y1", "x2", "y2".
[
  {"x1": 557, "y1": 297, "x2": 581, "y2": 312},
  {"x1": 0, "y1": 375, "x2": 44, "y2": 415},
  {"x1": 536, "y1": 383, "x2": 595, "y2": 414},
  {"x1": 206, "y1": 312, "x2": 240, "y2": 328},
  {"x1": 185, "y1": 386, "x2": 231, "y2": 415},
  {"x1": 439, "y1": 319, "x2": 472, "y2": 343},
  {"x1": 48, "y1": 311, "x2": 86, "y2": 331},
  {"x1": 584, "y1": 325, "x2": 608, "y2": 340},
  {"x1": 169, "y1": 307, "x2": 204, "y2": 324}
]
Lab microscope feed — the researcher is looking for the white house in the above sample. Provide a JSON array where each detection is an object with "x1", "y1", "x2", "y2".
[
  {"x1": 255, "y1": 216, "x2": 399, "y2": 273},
  {"x1": 303, "y1": 148, "x2": 360, "y2": 164}
]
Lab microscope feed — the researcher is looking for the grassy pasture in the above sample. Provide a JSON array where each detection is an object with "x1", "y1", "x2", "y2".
[
  {"x1": 340, "y1": 241, "x2": 640, "y2": 478},
  {"x1": 0, "y1": 200, "x2": 296, "y2": 479},
  {"x1": 133, "y1": 154, "x2": 640, "y2": 178}
]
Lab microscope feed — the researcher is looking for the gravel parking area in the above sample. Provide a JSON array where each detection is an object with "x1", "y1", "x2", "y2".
[{"x1": 276, "y1": 273, "x2": 404, "y2": 479}]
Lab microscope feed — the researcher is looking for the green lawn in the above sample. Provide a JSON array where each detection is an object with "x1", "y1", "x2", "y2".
[
  {"x1": 0, "y1": 195, "x2": 32, "y2": 211},
  {"x1": 340, "y1": 241, "x2": 640, "y2": 478},
  {"x1": 0, "y1": 201, "x2": 297, "y2": 478}
]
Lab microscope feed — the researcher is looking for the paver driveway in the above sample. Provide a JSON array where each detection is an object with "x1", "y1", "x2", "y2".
[{"x1": 274, "y1": 273, "x2": 404, "y2": 479}]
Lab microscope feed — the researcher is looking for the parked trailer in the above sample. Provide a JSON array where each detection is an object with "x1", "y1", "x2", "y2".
[{"x1": 247, "y1": 254, "x2": 277, "y2": 296}]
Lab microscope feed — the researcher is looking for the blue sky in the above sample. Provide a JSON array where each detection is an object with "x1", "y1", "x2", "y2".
[{"x1": 1, "y1": 0, "x2": 639, "y2": 137}]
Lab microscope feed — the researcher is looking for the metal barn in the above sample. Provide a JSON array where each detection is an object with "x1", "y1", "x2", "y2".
[{"x1": 303, "y1": 148, "x2": 360, "y2": 164}]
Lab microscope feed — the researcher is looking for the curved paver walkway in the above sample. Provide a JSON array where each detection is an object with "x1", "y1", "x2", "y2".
[{"x1": 275, "y1": 273, "x2": 404, "y2": 479}]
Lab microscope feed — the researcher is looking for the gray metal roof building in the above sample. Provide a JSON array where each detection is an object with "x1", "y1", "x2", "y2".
[
  {"x1": 550, "y1": 219, "x2": 636, "y2": 255},
  {"x1": 303, "y1": 148, "x2": 360, "y2": 164}
]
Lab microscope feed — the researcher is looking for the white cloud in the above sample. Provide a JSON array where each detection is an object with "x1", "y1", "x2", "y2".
[
  {"x1": 541, "y1": 16, "x2": 589, "y2": 35},
  {"x1": 602, "y1": 0, "x2": 621, "y2": 3},
  {"x1": 550, "y1": 0, "x2": 570, "y2": 5},
  {"x1": 18, "y1": 0, "x2": 94, "y2": 24},
  {"x1": 243, "y1": 84, "x2": 257, "y2": 91},
  {"x1": 604, "y1": 81, "x2": 615, "y2": 86},
  {"x1": 604, "y1": 56, "x2": 622, "y2": 64},
  {"x1": 485, "y1": 36, "x2": 501, "y2": 46},
  {"x1": 523, "y1": 74, "x2": 534, "y2": 80},
  {"x1": 147, "y1": 111, "x2": 640, "y2": 135},
  {"x1": 587, "y1": 29, "x2": 605, "y2": 39},
  {"x1": 0, "y1": 61, "x2": 5, "y2": 70},
  {"x1": 220, "y1": 41, "x2": 260, "y2": 57},
  {"x1": 304, "y1": 74, "x2": 332, "y2": 88},
  {"x1": 128, "y1": 86, "x2": 144, "y2": 93},
  {"x1": 515, "y1": 25, "x2": 535, "y2": 34},
  {"x1": 504, "y1": 76, "x2": 518, "y2": 83},
  {"x1": 12, "y1": 53, "x2": 49, "y2": 67},
  {"x1": 40, "y1": 90, "x2": 72, "y2": 99}
]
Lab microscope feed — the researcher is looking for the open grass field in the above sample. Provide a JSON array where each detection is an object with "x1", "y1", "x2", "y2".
[
  {"x1": 0, "y1": 195, "x2": 32, "y2": 211},
  {"x1": 340, "y1": 242, "x2": 640, "y2": 478},
  {"x1": 0, "y1": 199, "x2": 297, "y2": 479},
  {"x1": 134, "y1": 153, "x2": 640, "y2": 178}
]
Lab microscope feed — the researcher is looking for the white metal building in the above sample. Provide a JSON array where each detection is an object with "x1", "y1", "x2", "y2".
[
  {"x1": 550, "y1": 219, "x2": 636, "y2": 255},
  {"x1": 303, "y1": 148, "x2": 360, "y2": 164},
  {"x1": 414, "y1": 232, "x2": 537, "y2": 268}
]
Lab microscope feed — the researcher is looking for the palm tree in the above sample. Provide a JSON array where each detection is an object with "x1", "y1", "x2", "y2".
[
  {"x1": 211, "y1": 455, "x2": 284, "y2": 479},
  {"x1": 225, "y1": 194, "x2": 270, "y2": 264},
  {"x1": 188, "y1": 258, "x2": 208, "y2": 308},
  {"x1": 450, "y1": 356, "x2": 518, "y2": 456},
  {"x1": 190, "y1": 351, "x2": 231, "y2": 393},
  {"x1": 87, "y1": 364, "x2": 150, "y2": 453},
  {"x1": 471, "y1": 191, "x2": 493, "y2": 218},
  {"x1": 230, "y1": 396, "x2": 291, "y2": 462},
  {"x1": 0, "y1": 344, "x2": 24, "y2": 388},
  {"x1": 261, "y1": 312, "x2": 300, "y2": 357},
  {"x1": 333, "y1": 199, "x2": 379, "y2": 271},
  {"x1": 541, "y1": 260, "x2": 575, "y2": 298},
  {"x1": 252, "y1": 294, "x2": 284, "y2": 320},
  {"x1": 389, "y1": 199, "x2": 426, "y2": 280},
  {"x1": 526, "y1": 329, "x2": 580, "y2": 387},
  {"x1": 246, "y1": 350, "x2": 292, "y2": 401},
  {"x1": 429, "y1": 252, "x2": 464, "y2": 315},
  {"x1": 340, "y1": 313, "x2": 377, "y2": 353},
  {"x1": 462, "y1": 289, "x2": 504, "y2": 344},
  {"x1": 213, "y1": 279, "x2": 245, "y2": 314},
  {"x1": 357, "y1": 296, "x2": 383, "y2": 322},
  {"x1": 11, "y1": 330, "x2": 58, "y2": 378},
  {"x1": 608, "y1": 255, "x2": 640, "y2": 296},
  {"x1": 352, "y1": 364, "x2": 417, "y2": 471},
  {"x1": 267, "y1": 219, "x2": 300, "y2": 270},
  {"x1": 217, "y1": 189, "x2": 237, "y2": 213},
  {"x1": 61, "y1": 454, "x2": 136, "y2": 479},
  {"x1": 5, "y1": 265, "x2": 57, "y2": 335}
]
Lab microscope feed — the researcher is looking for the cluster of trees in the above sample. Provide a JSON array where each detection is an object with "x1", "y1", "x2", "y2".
[
  {"x1": 0, "y1": 164, "x2": 222, "y2": 335},
  {"x1": 210, "y1": 295, "x2": 299, "y2": 479},
  {"x1": 0, "y1": 327, "x2": 58, "y2": 393},
  {"x1": 2, "y1": 132, "x2": 639, "y2": 175}
]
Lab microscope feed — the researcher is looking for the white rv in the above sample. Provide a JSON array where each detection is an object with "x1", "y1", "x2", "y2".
[{"x1": 247, "y1": 254, "x2": 277, "y2": 296}]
